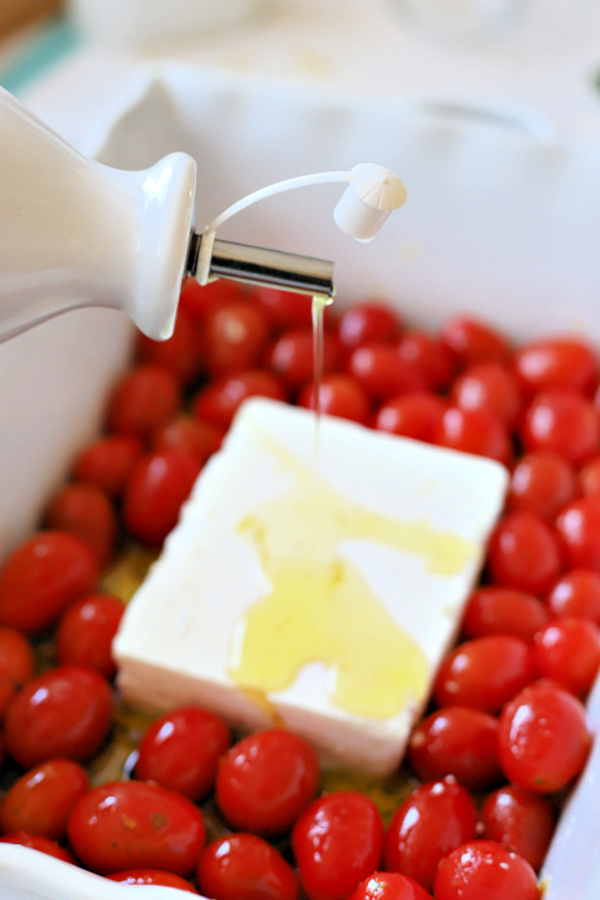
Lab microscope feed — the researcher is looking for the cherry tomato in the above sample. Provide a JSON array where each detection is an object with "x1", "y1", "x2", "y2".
[
  {"x1": 345, "y1": 344, "x2": 424, "y2": 401},
  {"x1": 55, "y1": 594, "x2": 124, "y2": 679},
  {"x1": 108, "y1": 870, "x2": 199, "y2": 892},
  {"x1": 384, "y1": 777, "x2": 478, "y2": 891},
  {"x1": 497, "y1": 681, "x2": 591, "y2": 792},
  {"x1": 193, "y1": 370, "x2": 286, "y2": 429},
  {"x1": 204, "y1": 301, "x2": 270, "y2": 375},
  {"x1": 215, "y1": 728, "x2": 319, "y2": 836},
  {"x1": 0, "y1": 831, "x2": 75, "y2": 863},
  {"x1": 72, "y1": 435, "x2": 143, "y2": 498},
  {"x1": 407, "y1": 706, "x2": 502, "y2": 791},
  {"x1": 433, "y1": 840, "x2": 540, "y2": 900},
  {"x1": 486, "y1": 511, "x2": 561, "y2": 594},
  {"x1": 123, "y1": 449, "x2": 201, "y2": 547},
  {"x1": 520, "y1": 389, "x2": 600, "y2": 466},
  {"x1": 106, "y1": 364, "x2": 181, "y2": 441},
  {"x1": 0, "y1": 627, "x2": 35, "y2": 719},
  {"x1": 513, "y1": 337, "x2": 597, "y2": 395},
  {"x1": 374, "y1": 391, "x2": 446, "y2": 443},
  {"x1": 0, "y1": 758, "x2": 89, "y2": 839},
  {"x1": 0, "y1": 531, "x2": 98, "y2": 634},
  {"x1": 481, "y1": 785, "x2": 555, "y2": 871},
  {"x1": 440, "y1": 315, "x2": 512, "y2": 368},
  {"x1": 67, "y1": 780, "x2": 205, "y2": 875},
  {"x1": 451, "y1": 361, "x2": 522, "y2": 426},
  {"x1": 507, "y1": 452, "x2": 578, "y2": 522},
  {"x1": 291, "y1": 791, "x2": 384, "y2": 900},
  {"x1": 152, "y1": 416, "x2": 225, "y2": 465},
  {"x1": 337, "y1": 301, "x2": 402, "y2": 350},
  {"x1": 555, "y1": 497, "x2": 600, "y2": 571},
  {"x1": 255, "y1": 287, "x2": 317, "y2": 330},
  {"x1": 532, "y1": 616, "x2": 600, "y2": 696},
  {"x1": 433, "y1": 635, "x2": 536, "y2": 713},
  {"x1": 432, "y1": 406, "x2": 510, "y2": 463},
  {"x1": 136, "y1": 308, "x2": 203, "y2": 387},
  {"x1": 3, "y1": 665, "x2": 114, "y2": 768},
  {"x1": 178, "y1": 276, "x2": 245, "y2": 321},
  {"x1": 348, "y1": 872, "x2": 431, "y2": 900},
  {"x1": 198, "y1": 833, "x2": 299, "y2": 900},
  {"x1": 579, "y1": 453, "x2": 600, "y2": 499},
  {"x1": 461, "y1": 586, "x2": 549, "y2": 644},
  {"x1": 266, "y1": 327, "x2": 341, "y2": 390},
  {"x1": 136, "y1": 706, "x2": 231, "y2": 801},
  {"x1": 298, "y1": 374, "x2": 370, "y2": 424},
  {"x1": 395, "y1": 329, "x2": 455, "y2": 391},
  {"x1": 44, "y1": 483, "x2": 117, "y2": 570},
  {"x1": 546, "y1": 568, "x2": 600, "y2": 624}
]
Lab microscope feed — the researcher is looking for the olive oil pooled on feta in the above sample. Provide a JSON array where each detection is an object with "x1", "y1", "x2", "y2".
[{"x1": 227, "y1": 430, "x2": 476, "y2": 720}]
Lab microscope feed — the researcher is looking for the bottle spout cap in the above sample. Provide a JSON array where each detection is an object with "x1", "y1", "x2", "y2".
[{"x1": 333, "y1": 163, "x2": 408, "y2": 242}]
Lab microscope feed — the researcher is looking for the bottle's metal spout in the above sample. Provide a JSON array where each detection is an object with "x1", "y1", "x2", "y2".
[{"x1": 186, "y1": 232, "x2": 335, "y2": 299}]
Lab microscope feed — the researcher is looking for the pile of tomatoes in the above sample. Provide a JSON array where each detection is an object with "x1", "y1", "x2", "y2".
[{"x1": 0, "y1": 277, "x2": 599, "y2": 900}]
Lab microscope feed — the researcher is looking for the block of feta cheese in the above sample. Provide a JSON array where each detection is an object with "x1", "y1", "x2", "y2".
[{"x1": 113, "y1": 398, "x2": 508, "y2": 775}]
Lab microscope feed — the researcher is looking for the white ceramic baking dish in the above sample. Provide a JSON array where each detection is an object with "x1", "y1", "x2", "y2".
[{"x1": 1, "y1": 65, "x2": 600, "y2": 898}]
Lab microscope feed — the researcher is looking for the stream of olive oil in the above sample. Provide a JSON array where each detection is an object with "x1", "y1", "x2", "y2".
[{"x1": 311, "y1": 293, "x2": 332, "y2": 469}]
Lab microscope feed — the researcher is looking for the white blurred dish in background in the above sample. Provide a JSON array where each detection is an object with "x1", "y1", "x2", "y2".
[{"x1": 67, "y1": 0, "x2": 265, "y2": 48}]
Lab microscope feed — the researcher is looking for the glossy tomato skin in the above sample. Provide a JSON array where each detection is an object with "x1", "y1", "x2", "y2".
[
  {"x1": 106, "y1": 364, "x2": 180, "y2": 441},
  {"x1": 374, "y1": 391, "x2": 446, "y2": 443},
  {"x1": 136, "y1": 307, "x2": 203, "y2": 387},
  {"x1": 136, "y1": 706, "x2": 231, "y2": 801},
  {"x1": 395, "y1": 330, "x2": 455, "y2": 391},
  {"x1": 108, "y1": 870, "x2": 199, "y2": 893},
  {"x1": 481, "y1": 785, "x2": 555, "y2": 871},
  {"x1": 192, "y1": 370, "x2": 286, "y2": 429},
  {"x1": 555, "y1": 497, "x2": 600, "y2": 571},
  {"x1": 451, "y1": 361, "x2": 523, "y2": 426},
  {"x1": 0, "y1": 831, "x2": 75, "y2": 863},
  {"x1": 433, "y1": 840, "x2": 540, "y2": 900},
  {"x1": 532, "y1": 617, "x2": 600, "y2": 696},
  {"x1": 497, "y1": 681, "x2": 591, "y2": 793},
  {"x1": 345, "y1": 344, "x2": 424, "y2": 401},
  {"x1": 204, "y1": 301, "x2": 270, "y2": 375},
  {"x1": 384, "y1": 777, "x2": 478, "y2": 891},
  {"x1": 0, "y1": 531, "x2": 98, "y2": 634},
  {"x1": 507, "y1": 452, "x2": 578, "y2": 522},
  {"x1": 123, "y1": 449, "x2": 201, "y2": 547},
  {"x1": 55, "y1": 594, "x2": 124, "y2": 679},
  {"x1": 3, "y1": 666, "x2": 114, "y2": 768},
  {"x1": 152, "y1": 416, "x2": 224, "y2": 465},
  {"x1": 0, "y1": 627, "x2": 35, "y2": 719},
  {"x1": 513, "y1": 337, "x2": 597, "y2": 395},
  {"x1": 215, "y1": 729, "x2": 319, "y2": 836},
  {"x1": 44, "y1": 483, "x2": 117, "y2": 570},
  {"x1": 291, "y1": 791, "x2": 384, "y2": 900},
  {"x1": 255, "y1": 287, "x2": 316, "y2": 330},
  {"x1": 337, "y1": 302, "x2": 402, "y2": 350},
  {"x1": 297, "y1": 374, "x2": 370, "y2": 424},
  {"x1": 486, "y1": 511, "x2": 561, "y2": 594},
  {"x1": 0, "y1": 758, "x2": 89, "y2": 839},
  {"x1": 72, "y1": 435, "x2": 143, "y2": 498},
  {"x1": 67, "y1": 780, "x2": 205, "y2": 876},
  {"x1": 198, "y1": 833, "x2": 299, "y2": 900},
  {"x1": 348, "y1": 872, "x2": 432, "y2": 900},
  {"x1": 266, "y1": 327, "x2": 340, "y2": 391},
  {"x1": 433, "y1": 635, "x2": 536, "y2": 713},
  {"x1": 440, "y1": 315, "x2": 512, "y2": 368},
  {"x1": 461, "y1": 587, "x2": 549, "y2": 643},
  {"x1": 407, "y1": 706, "x2": 502, "y2": 792},
  {"x1": 432, "y1": 406, "x2": 510, "y2": 464},
  {"x1": 520, "y1": 389, "x2": 600, "y2": 466},
  {"x1": 546, "y1": 568, "x2": 600, "y2": 624}
]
